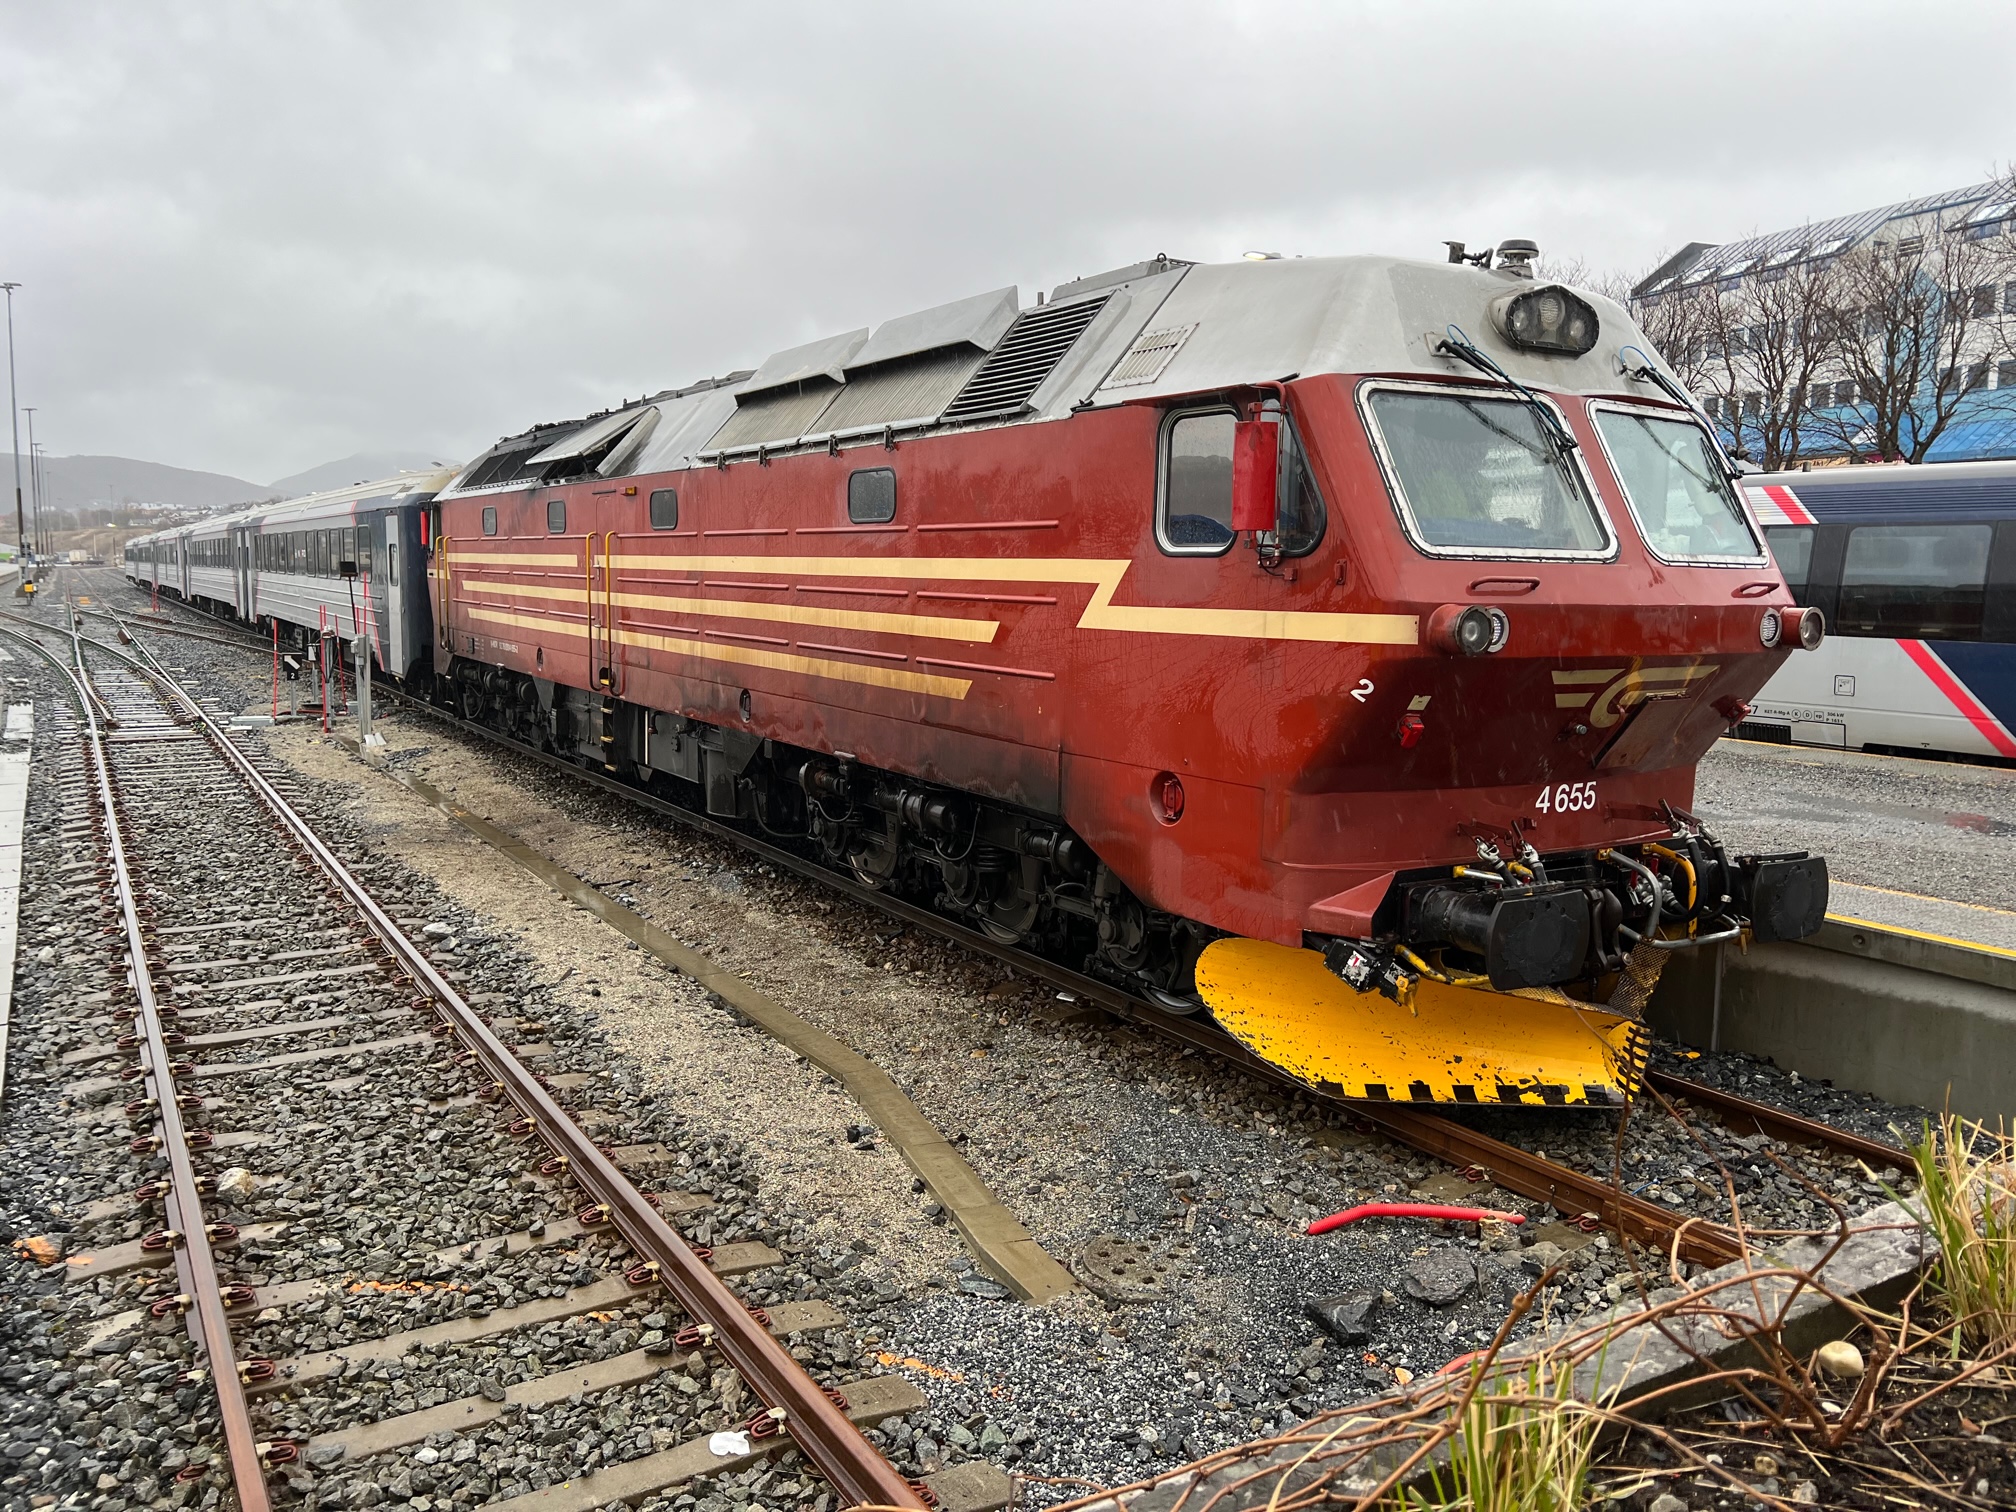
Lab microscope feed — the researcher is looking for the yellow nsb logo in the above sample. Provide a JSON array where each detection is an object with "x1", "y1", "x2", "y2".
[{"x1": 1552, "y1": 664, "x2": 1719, "y2": 728}]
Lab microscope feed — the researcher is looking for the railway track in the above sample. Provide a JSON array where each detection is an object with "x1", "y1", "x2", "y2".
[
  {"x1": 2, "y1": 605, "x2": 937, "y2": 1512},
  {"x1": 63, "y1": 583, "x2": 1912, "y2": 1271}
]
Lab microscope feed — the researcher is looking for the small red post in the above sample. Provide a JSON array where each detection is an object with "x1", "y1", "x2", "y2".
[{"x1": 270, "y1": 617, "x2": 279, "y2": 720}]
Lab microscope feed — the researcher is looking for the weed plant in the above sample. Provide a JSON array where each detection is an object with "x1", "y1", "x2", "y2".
[{"x1": 1904, "y1": 1114, "x2": 2016, "y2": 1354}]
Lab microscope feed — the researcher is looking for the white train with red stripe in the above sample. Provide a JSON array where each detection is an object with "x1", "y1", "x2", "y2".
[{"x1": 1746, "y1": 460, "x2": 2016, "y2": 760}]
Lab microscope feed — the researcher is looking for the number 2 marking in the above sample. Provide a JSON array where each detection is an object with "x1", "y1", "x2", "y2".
[
  {"x1": 1349, "y1": 678, "x2": 1375, "y2": 704},
  {"x1": 1536, "y1": 781, "x2": 1597, "y2": 814}
]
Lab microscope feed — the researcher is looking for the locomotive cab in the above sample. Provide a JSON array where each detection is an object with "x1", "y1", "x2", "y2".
[{"x1": 1153, "y1": 261, "x2": 1831, "y2": 1102}]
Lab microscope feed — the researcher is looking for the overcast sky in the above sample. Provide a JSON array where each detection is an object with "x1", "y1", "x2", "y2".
[{"x1": 3, "y1": 1, "x2": 2013, "y2": 484}]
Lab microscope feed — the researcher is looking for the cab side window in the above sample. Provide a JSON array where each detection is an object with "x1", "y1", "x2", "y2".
[
  {"x1": 1157, "y1": 406, "x2": 1326, "y2": 558},
  {"x1": 1158, "y1": 410, "x2": 1236, "y2": 554}
]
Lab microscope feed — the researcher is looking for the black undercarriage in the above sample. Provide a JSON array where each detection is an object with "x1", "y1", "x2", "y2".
[
  {"x1": 434, "y1": 657, "x2": 1831, "y2": 1016},
  {"x1": 435, "y1": 659, "x2": 1217, "y2": 1010}
]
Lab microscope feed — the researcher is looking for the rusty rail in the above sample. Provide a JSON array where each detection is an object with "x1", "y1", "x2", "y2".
[
  {"x1": 1648, "y1": 1070, "x2": 1912, "y2": 1172},
  {"x1": 56, "y1": 609, "x2": 277, "y2": 1512},
  {"x1": 97, "y1": 615, "x2": 924, "y2": 1511},
  {"x1": 1350, "y1": 1105, "x2": 1747, "y2": 1269}
]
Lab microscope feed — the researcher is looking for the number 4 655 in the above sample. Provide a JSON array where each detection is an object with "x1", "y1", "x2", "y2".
[{"x1": 1536, "y1": 781, "x2": 1596, "y2": 814}]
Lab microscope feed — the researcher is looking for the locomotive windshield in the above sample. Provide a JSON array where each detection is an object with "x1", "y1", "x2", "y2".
[
  {"x1": 1365, "y1": 388, "x2": 1609, "y2": 556},
  {"x1": 1594, "y1": 407, "x2": 1763, "y2": 562}
]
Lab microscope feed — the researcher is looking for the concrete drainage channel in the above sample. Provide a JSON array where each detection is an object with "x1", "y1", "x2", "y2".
[{"x1": 340, "y1": 735, "x2": 1082, "y2": 1309}]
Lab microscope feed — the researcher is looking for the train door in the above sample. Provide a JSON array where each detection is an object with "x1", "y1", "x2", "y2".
[
  {"x1": 367, "y1": 512, "x2": 395, "y2": 675},
  {"x1": 235, "y1": 527, "x2": 254, "y2": 617},
  {"x1": 402, "y1": 505, "x2": 434, "y2": 679}
]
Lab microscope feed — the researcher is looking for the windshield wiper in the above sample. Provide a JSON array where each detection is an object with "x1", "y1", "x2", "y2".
[
  {"x1": 1434, "y1": 324, "x2": 1579, "y2": 462},
  {"x1": 1618, "y1": 345, "x2": 1744, "y2": 484},
  {"x1": 1455, "y1": 398, "x2": 1552, "y2": 466},
  {"x1": 1621, "y1": 413, "x2": 1724, "y2": 495}
]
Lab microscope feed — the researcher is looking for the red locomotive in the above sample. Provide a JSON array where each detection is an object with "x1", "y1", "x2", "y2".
[{"x1": 426, "y1": 245, "x2": 1828, "y2": 1106}]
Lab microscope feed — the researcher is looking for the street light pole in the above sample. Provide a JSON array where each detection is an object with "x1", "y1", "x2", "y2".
[
  {"x1": 34, "y1": 445, "x2": 48, "y2": 558},
  {"x1": 23, "y1": 408, "x2": 38, "y2": 560},
  {"x1": 2, "y1": 282, "x2": 20, "y2": 562}
]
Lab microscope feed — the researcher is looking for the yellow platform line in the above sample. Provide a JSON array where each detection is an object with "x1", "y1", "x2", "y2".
[{"x1": 1826, "y1": 912, "x2": 2016, "y2": 963}]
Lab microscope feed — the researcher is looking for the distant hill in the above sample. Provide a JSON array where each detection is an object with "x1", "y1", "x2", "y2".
[
  {"x1": 5, "y1": 452, "x2": 271, "y2": 516},
  {"x1": 267, "y1": 452, "x2": 453, "y2": 496}
]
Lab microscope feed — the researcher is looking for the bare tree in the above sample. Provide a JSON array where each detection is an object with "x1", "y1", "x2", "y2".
[
  {"x1": 1701, "y1": 242, "x2": 1842, "y2": 470},
  {"x1": 1622, "y1": 268, "x2": 1721, "y2": 395},
  {"x1": 1801, "y1": 176, "x2": 2016, "y2": 463}
]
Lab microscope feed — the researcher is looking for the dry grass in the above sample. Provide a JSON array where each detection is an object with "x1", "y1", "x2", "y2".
[{"x1": 1903, "y1": 1113, "x2": 2016, "y2": 1355}]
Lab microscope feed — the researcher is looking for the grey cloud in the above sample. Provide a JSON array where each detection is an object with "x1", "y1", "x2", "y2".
[{"x1": 3, "y1": 0, "x2": 2013, "y2": 481}]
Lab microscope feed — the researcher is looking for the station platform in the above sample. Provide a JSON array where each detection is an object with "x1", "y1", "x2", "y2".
[
  {"x1": 1657, "y1": 739, "x2": 2016, "y2": 1119},
  {"x1": 1699, "y1": 736, "x2": 2016, "y2": 939},
  {"x1": 1825, "y1": 880, "x2": 2016, "y2": 959}
]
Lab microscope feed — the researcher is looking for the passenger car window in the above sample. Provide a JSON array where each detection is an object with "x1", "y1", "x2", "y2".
[
  {"x1": 1764, "y1": 526, "x2": 1814, "y2": 593},
  {"x1": 482, "y1": 507, "x2": 498, "y2": 536},
  {"x1": 848, "y1": 469, "x2": 896, "y2": 524},
  {"x1": 1593, "y1": 409, "x2": 1760, "y2": 561},
  {"x1": 649, "y1": 489, "x2": 679, "y2": 530},
  {"x1": 1839, "y1": 523, "x2": 1992, "y2": 640},
  {"x1": 1366, "y1": 389, "x2": 1609, "y2": 556},
  {"x1": 1159, "y1": 411, "x2": 1237, "y2": 553},
  {"x1": 547, "y1": 499, "x2": 567, "y2": 534}
]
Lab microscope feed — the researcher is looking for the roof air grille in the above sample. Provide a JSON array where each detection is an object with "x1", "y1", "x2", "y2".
[{"x1": 939, "y1": 295, "x2": 1111, "y2": 425}]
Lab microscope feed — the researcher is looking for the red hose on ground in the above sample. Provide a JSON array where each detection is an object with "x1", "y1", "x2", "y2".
[{"x1": 1306, "y1": 1202, "x2": 1526, "y2": 1236}]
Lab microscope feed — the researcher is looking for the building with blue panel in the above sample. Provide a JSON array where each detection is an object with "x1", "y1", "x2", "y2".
[{"x1": 1632, "y1": 182, "x2": 2016, "y2": 464}]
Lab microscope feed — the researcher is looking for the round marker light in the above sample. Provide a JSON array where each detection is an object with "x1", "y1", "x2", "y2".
[
  {"x1": 1797, "y1": 607, "x2": 1826, "y2": 652},
  {"x1": 1154, "y1": 772, "x2": 1185, "y2": 824},
  {"x1": 1428, "y1": 604, "x2": 1509, "y2": 656},
  {"x1": 1759, "y1": 608, "x2": 1783, "y2": 648}
]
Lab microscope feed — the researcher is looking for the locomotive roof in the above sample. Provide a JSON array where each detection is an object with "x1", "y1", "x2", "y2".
[{"x1": 441, "y1": 253, "x2": 1667, "y2": 498}]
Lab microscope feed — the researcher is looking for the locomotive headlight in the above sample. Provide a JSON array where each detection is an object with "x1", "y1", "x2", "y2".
[
  {"x1": 1491, "y1": 283, "x2": 1600, "y2": 357},
  {"x1": 1429, "y1": 604, "x2": 1509, "y2": 656},
  {"x1": 1759, "y1": 608, "x2": 1783, "y2": 648},
  {"x1": 1797, "y1": 606, "x2": 1826, "y2": 652}
]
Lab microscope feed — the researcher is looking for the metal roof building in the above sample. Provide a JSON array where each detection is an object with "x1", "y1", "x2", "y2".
[{"x1": 1631, "y1": 181, "x2": 2016, "y2": 463}]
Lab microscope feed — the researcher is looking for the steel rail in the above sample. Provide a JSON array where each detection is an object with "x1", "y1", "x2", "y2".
[
  {"x1": 80, "y1": 584, "x2": 1784, "y2": 1269},
  {"x1": 1647, "y1": 1070, "x2": 1912, "y2": 1171},
  {"x1": 91, "y1": 611, "x2": 925, "y2": 1511},
  {"x1": 50, "y1": 609, "x2": 276, "y2": 1511}
]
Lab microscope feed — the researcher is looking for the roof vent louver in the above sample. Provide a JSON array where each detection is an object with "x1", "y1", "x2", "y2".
[{"x1": 939, "y1": 295, "x2": 1111, "y2": 425}]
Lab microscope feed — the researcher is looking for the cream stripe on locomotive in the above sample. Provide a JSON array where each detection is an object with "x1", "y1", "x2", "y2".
[
  {"x1": 464, "y1": 605, "x2": 974, "y2": 699},
  {"x1": 450, "y1": 549, "x2": 1421, "y2": 646},
  {"x1": 457, "y1": 576, "x2": 1000, "y2": 644}
]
